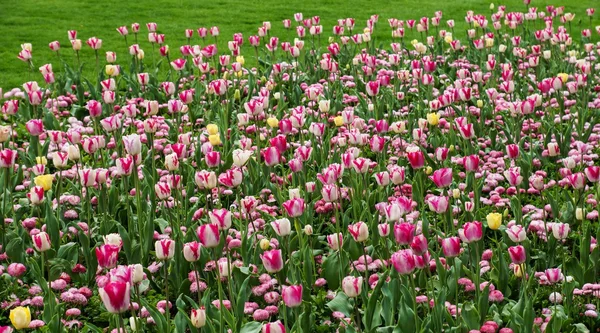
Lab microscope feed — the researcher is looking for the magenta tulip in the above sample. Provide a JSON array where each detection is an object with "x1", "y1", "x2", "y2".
[
  {"x1": 393, "y1": 222, "x2": 416, "y2": 245},
  {"x1": 98, "y1": 280, "x2": 131, "y2": 313},
  {"x1": 430, "y1": 168, "x2": 453, "y2": 188},
  {"x1": 95, "y1": 244, "x2": 120, "y2": 269},
  {"x1": 508, "y1": 245, "x2": 526, "y2": 264},
  {"x1": 281, "y1": 285, "x2": 303, "y2": 307},
  {"x1": 391, "y1": 249, "x2": 416, "y2": 275},
  {"x1": 197, "y1": 224, "x2": 220, "y2": 248},
  {"x1": 261, "y1": 249, "x2": 284, "y2": 273},
  {"x1": 442, "y1": 237, "x2": 461, "y2": 258}
]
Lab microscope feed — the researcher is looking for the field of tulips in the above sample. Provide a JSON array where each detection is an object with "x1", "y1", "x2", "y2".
[{"x1": 2, "y1": 1, "x2": 600, "y2": 332}]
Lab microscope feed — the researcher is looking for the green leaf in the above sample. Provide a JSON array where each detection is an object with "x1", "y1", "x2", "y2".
[
  {"x1": 461, "y1": 303, "x2": 480, "y2": 330},
  {"x1": 240, "y1": 321, "x2": 263, "y2": 333},
  {"x1": 326, "y1": 291, "x2": 353, "y2": 317},
  {"x1": 322, "y1": 252, "x2": 342, "y2": 290}
]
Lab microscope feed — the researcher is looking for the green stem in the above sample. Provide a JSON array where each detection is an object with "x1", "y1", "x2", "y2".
[{"x1": 164, "y1": 260, "x2": 170, "y2": 332}]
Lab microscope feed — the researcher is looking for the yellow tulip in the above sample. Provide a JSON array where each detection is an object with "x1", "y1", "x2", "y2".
[
  {"x1": 208, "y1": 134, "x2": 222, "y2": 146},
  {"x1": 236, "y1": 56, "x2": 245, "y2": 66},
  {"x1": 333, "y1": 116, "x2": 344, "y2": 127},
  {"x1": 233, "y1": 89, "x2": 241, "y2": 100},
  {"x1": 425, "y1": 166, "x2": 433, "y2": 175},
  {"x1": 260, "y1": 238, "x2": 270, "y2": 250},
  {"x1": 486, "y1": 212, "x2": 502, "y2": 230},
  {"x1": 477, "y1": 100, "x2": 484, "y2": 108},
  {"x1": 34, "y1": 174, "x2": 54, "y2": 191},
  {"x1": 36, "y1": 156, "x2": 47, "y2": 165},
  {"x1": 10, "y1": 306, "x2": 31, "y2": 329},
  {"x1": 426, "y1": 113, "x2": 440, "y2": 126},
  {"x1": 557, "y1": 73, "x2": 568, "y2": 83},
  {"x1": 267, "y1": 117, "x2": 279, "y2": 128},
  {"x1": 206, "y1": 124, "x2": 219, "y2": 136}
]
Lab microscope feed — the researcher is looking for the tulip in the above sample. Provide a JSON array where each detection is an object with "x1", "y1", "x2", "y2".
[
  {"x1": 197, "y1": 223, "x2": 220, "y2": 248},
  {"x1": 155, "y1": 182, "x2": 171, "y2": 200},
  {"x1": 551, "y1": 223, "x2": 570, "y2": 240},
  {"x1": 442, "y1": 237, "x2": 461, "y2": 257},
  {"x1": 461, "y1": 221, "x2": 483, "y2": 243},
  {"x1": 191, "y1": 308, "x2": 206, "y2": 328},
  {"x1": 567, "y1": 173, "x2": 586, "y2": 190},
  {"x1": 155, "y1": 239, "x2": 175, "y2": 260},
  {"x1": 262, "y1": 321, "x2": 286, "y2": 333},
  {"x1": 427, "y1": 195, "x2": 448, "y2": 213},
  {"x1": 391, "y1": 249, "x2": 416, "y2": 275},
  {"x1": 209, "y1": 208, "x2": 232, "y2": 230},
  {"x1": 410, "y1": 234, "x2": 428, "y2": 255},
  {"x1": 183, "y1": 242, "x2": 202, "y2": 262},
  {"x1": 95, "y1": 244, "x2": 120, "y2": 269},
  {"x1": 506, "y1": 225, "x2": 527, "y2": 243},
  {"x1": 99, "y1": 280, "x2": 131, "y2": 313},
  {"x1": 348, "y1": 222, "x2": 369, "y2": 242},
  {"x1": 393, "y1": 222, "x2": 416, "y2": 245},
  {"x1": 261, "y1": 249, "x2": 284, "y2": 273},
  {"x1": 463, "y1": 155, "x2": 480, "y2": 172},
  {"x1": 486, "y1": 213, "x2": 502, "y2": 230},
  {"x1": 282, "y1": 198, "x2": 305, "y2": 217},
  {"x1": 9, "y1": 307, "x2": 31, "y2": 329},
  {"x1": 327, "y1": 233, "x2": 343, "y2": 250},
  {"x1": 31, "y1": 232, "x2": 51, "y2": 252},
  {"x1": 281, "y1": 285, "x2": 303, "y2": 307},
  {"x1": 430, "y1": 168, "x2": 453, "y2": 188},
  {"x1": 508, "y1": 245, "x2": 526, "y2": 264},
  {"x1": 271, "y1": 218, "x2": 292, "y2": 236},
  {"x1": 0, "y1": 149, "x2": 17, "y2": 168},
  {"x1": 27, "y1": 186, "x2": 44, "y2": 205},
  {"x1": 544, "y1": 268, "x2": 562, "y2": 284},
  {"x1": 407, "y1": 150, "x2": 425, "y2": 169},
  {"x1": 506, "y1": 144, "x2": 520, "y2": 159},
  {"x1": 342, "y1": 276, "x2": 363, "y2": 297}
]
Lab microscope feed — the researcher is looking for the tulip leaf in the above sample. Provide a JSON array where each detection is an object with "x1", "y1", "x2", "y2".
[
  {"x1": 461, "y1": 302, "x2": 480, "y2": 329},
  {"x1": 235, "y1": 275, "x2": 253, "y2": 331},
  {"x1": 573, "y1": 323, "x2": 590, "y2": 333},
  {"x1": 239, "y1": 321, "x2": 262, "y2": 333},
  {"x1": 5, "y1": 234, "x2": 24, "y2": 263},
  {"x1": 322, "y1": 252, "x2": 342, "y2": 290},
  {"x1": 141, "y1": 299, "x2": 168, "y2": 332},
  {"x1": 364, "y1": 270, "x2": 389, "y2": 331},
  {"x1": 326, "y1": 291, "x2": 353, "y2": 317}
]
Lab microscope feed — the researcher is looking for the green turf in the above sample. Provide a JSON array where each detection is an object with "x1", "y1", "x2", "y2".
[{"x1": 0, "y1": 0, "x2": 599, "y2": 89}]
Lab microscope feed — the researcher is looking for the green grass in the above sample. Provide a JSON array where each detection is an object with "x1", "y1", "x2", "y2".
[{"x1": 0, "y1": 0, "x2": 599, "y2": 89}]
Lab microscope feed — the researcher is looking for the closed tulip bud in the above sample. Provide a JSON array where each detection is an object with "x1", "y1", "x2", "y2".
[
  {"x1": 71, "y1": 39, "x2": 82, "y2": 50},
  {"x1": 506, "y1": 225, "x2": 527, "y2": 243},
  {"x1": 486, "y1": 212, "x2": 502, "y2": 230},
  {"x1": 442, "y1": 237, "x2": 461, "y2": 257},
  {"x1": 394, "y1": 222, "x2": 416, "y2": 245},
  {"x1": 460, "y1": 221, "x2": 483, "y2": 243},
  {"x1": 282, "y1": 285, "x2": 303, "y2": 307},
  {"x1": 32, "y1": 232, "x2": 51, "y2": 252},
  {"x1": 27, "y1": 186, "x2": 45, "y2": 205},
  {"x1": 209, "y1": 208, "x2": 232, "y2": 230},
  {"x1": 547, "y1": 142, "x2": 560, "y2": 157},
  {"x1": 191, "y1": 308, "x2": 206, "y2": 328},
  {"x1": 282, "y1": 198, "x2": 305, "y2": 217},
  {"x1": 155, "y1": 239, "x2": 175, "y2": 260},
  {"x1": 391, "y1": 249, "x2": 416, "y2": 275},
  {"x1": 342, "y1": 276, "x2": 363, "y2": 298},
  {"x1": 552, "y1": 222, "x2": 570, "y2": 240},
  {"x1": 271, "y1": 218, "x2": 291, "y2": 236},
  {"x1": 197, "y1": 223, "x2": 220, "y2": 248},
  {"x1": 95, "y1": 244, "x2": 120, "y2": 269},
  {"x1": 164, "y1": 153, "x2": 179, "y2": 171},
  {"x1": 261, "y1": 249, "x2": 284, "y2": 273},
  {"x1": 508, "y1": 245, "x2": 526, "y2": 264},
  {"x1": 183, "y1": 242, "x2": 202, "y2": 262},
  {"x1": 348, "y1": 222, "x2": 369, "y2": 242},
  {"x1": 304, "y1": 224, "x2": 313, "y2": 235},
  {"x1": 99, "y1": 281, "x2": 131, "y2": 313}
]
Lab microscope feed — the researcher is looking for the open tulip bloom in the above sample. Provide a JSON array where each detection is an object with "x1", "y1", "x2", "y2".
[{"x1": 3, "y1": 5, "x2": 600, "y2": 333}]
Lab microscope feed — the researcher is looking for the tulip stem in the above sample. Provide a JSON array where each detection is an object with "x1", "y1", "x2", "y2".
[
  {"x1": 164, "y1": 261, "x2": 170, "y2": 332},
  {"x1": 118, "y1": 314, "x2": 125, "y2": 333},
  {"x1": 215, "y1": 248, "x2": 225, "y2": 333},
  {"x1": 1, "y1": 167, "x2": 8, "y2": 246}
]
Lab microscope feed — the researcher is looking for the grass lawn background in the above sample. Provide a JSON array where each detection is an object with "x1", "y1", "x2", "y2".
[{"x1": 0, "y1": 0, "x2": 599, "y2": 89}]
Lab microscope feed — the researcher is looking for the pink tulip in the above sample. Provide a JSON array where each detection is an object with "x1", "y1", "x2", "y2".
[
  {"x1": 442, "y1": 237, "x2": 461, "y2": 257},
  {"x1": 205, "y1": 151, "x2": 221, "y2": 168},
  {"x1": 261, "y1": 249, "x2": 283, "y2": 273},
  {"x1": 171, "y1": 58, "x2": 187, "y2": 71},
  {"x1": 391, "y1": 249, "x2": 416, "y2": 275},
  {"x1": 585, "y1": 166, "x2": 600, "y2": 183},
  {"x1": 86, "y1": 37, "x2": 102, "y2": 49},
  {"x1": 366, "y1": 80, "x2": 380, "y2": 96},
  {"x1": 566, "y1": 172, "x2": 586, "y2": 190},
  {"x1": 155, "y1": 239, "x2": 175, "y2": 260},
  {"x1": 183, "y1": 242, "x2": 202, "y2": 262},
  {"x1": 463, "y1": 155, "x2": 480, "y2": 172},
  {"x1": 96, "y1": 244, "x2": 120, "y2": 269},
  {"x1": 27, "y1": 186, "x2": 45, "y2": 205},
  {"x1": 430, "y1": 168, "x2": 453, "y2": 188},
  {"x1": 262, "y1": 321, "x2": 286, "y2": 333},
  {"x1": 427, "y1": 196, "x2": 448, "y2": 213},
  {"x1": 281, "y1": 285, "x2": 303, "y2": 307},
  {"x1": 506, "y1": 144, "x2": 520, "y2": 159},
  {"x1": 32, "y1": 232, "x2": 51, "y2": 252},
  {"x1": 209, "y1": 208, "x2": 232, "y2": 230},
  {"x1": 508, "y1": 245, "x2": 526, "y2": 264},
  {"x1": 282, "y1": 198, "x2": 305, "y2": 217},
  {"x1": 551, "y1": 223, "x2": 570, "y2": 240},
  {"x1": 342, "y1": 276, "x2": 363, "y2": 298},
  {"x1": 197, "y1": 224, "x2": 220, "y2": 248},
  {"x1": 98, "y1": 280, "x2": 131, "y2": 313},
  {"x1": 262, "y1": 147, "x2": 281, "y2": 166},
  {"x1": 348, "y1": 222, "x2": 369, "y2": 242},
  {"x1": 504, "y1": 168, "x2": 523, "y2": 186},
  {"x1": 544, "y1": 268, "x2": 562, "y2": 284},
  {"x1": 407, "y1": 150, "x2": 425, "y2": 169},
  {"x1": 506, "y1": 225, "x2": 527, "y2": 243},
  {"x1": 393, "y1": 222, "x2": 416, "y2": 245},
  {"x1": 25, "y1": 119, "x2": 44, "y2": 136},
  {"x1": 86, "y1": 100, "x2": 103, "y2": 118},
  {"x1": 327, "y1": 233, "x2": 343, "y2": 250},
  {"x1": 410, "y1": 234, "x2": 428, "y2": 255},
  {"x1": 461, "y1": 221, "x2": 483, "y2": 243}
]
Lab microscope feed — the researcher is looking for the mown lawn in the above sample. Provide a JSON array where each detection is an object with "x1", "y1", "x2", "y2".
[{"x1": 0, "y1": 0, "x2": 598, "y2": 89}]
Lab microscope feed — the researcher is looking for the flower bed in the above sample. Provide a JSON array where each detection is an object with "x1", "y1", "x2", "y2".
[{"x1": 2, "y1": 3, "x2": 600, "y2": 332}]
